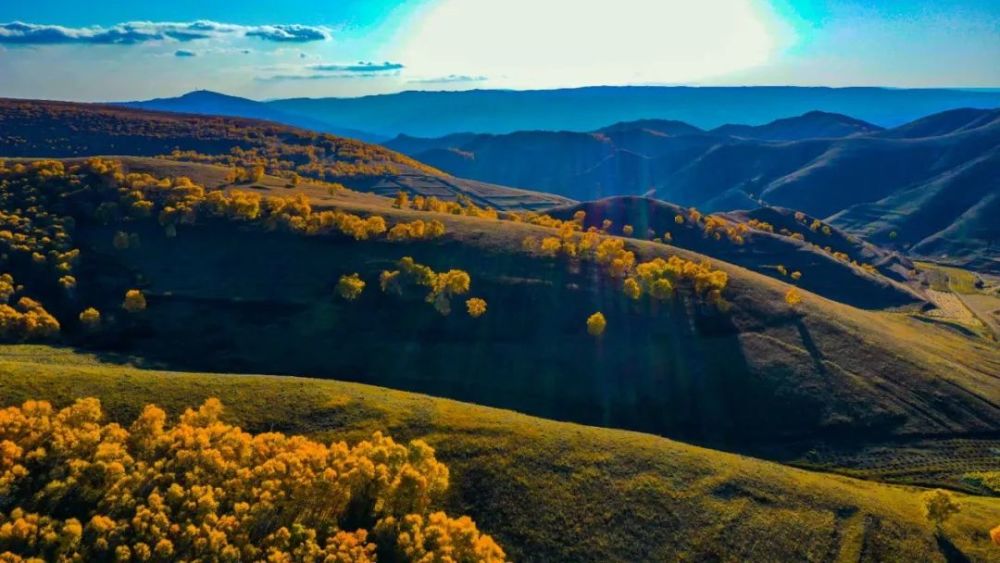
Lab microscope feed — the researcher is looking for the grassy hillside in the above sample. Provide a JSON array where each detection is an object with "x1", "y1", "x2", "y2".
[
  {"x1": 0, "y1": 99, "x2": 571, "y2": 211},
  {"x1": 0, "y1": 156, "x2": 994, "y2": 484},
  {"x1": 1, "y1": 345, "x2": 998, "y2": 562}
]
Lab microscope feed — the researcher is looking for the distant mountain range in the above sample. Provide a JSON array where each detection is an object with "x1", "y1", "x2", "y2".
[
  {"x1": 121, "y1": 90, "x2": 387, "y2": 142},
  {"x1": 381, "y1": 110, "x2": 893, "y2": 202},
  {"x1": 121, "y1": 86, "x2": 1000, "y2": 139},
  {"x1": 387, "y1": 108, "x2": 1000, "y2": 272}
]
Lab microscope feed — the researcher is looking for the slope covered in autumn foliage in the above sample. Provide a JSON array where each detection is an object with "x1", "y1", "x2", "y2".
[
  {"x1": 0, "y1": 98, "x2": 571, "y2": 211},
  {"x1": 0, "y1": 345, "x2": 998, "y2": 562},
  {"x1": 0, "y1": 156, "x2": 994, "y2": 492},
  {"x1": 0, "y1": 394, "x2": 504, "y2": 562}
]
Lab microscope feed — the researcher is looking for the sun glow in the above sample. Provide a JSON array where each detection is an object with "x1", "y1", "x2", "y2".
[{"x1": 398, "y1": 0, "x2": 785, "y2": 87}]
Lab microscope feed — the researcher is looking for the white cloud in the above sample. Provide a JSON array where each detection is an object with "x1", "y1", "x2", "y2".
[{"x1": 0, "y1": 20, "x2": 331, "y2": 45}]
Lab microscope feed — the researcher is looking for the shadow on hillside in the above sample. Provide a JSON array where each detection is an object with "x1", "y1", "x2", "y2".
[{"x1": 58, "y1": 222, "x2": 915, "y2": 459}]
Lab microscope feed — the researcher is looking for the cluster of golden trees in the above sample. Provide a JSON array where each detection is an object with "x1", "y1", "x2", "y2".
[
  {"x1": 393, "y1": 191, "x2": 501, "y2": 221},
  {"x1": 0, "y1": 161, "x2": 81, "y2": 287},
  {"x1": 0, "y1": 274, "x2": 59, "y2": 341},
  {"x1": 380, "y1": 257, "x2": 484, "y2": 317},
  {"x1": 627, "y1": 256, "x2": 728, "y2": 306},
  {"x1": 386, "y1": 219, "x2": 447, "y2": 241},
  {"x1": 0, "y1": 159, "x2": 458, "y2": 343},
  {"x1": 701, "y1": 215, "x2": 748, "y2": 245},
  {"x1": 0, "y1": 397, "x2": 505, "y2": 562},
  {"x1": 747, "y1": 219, "x2": 775, "y2": 233},
  {"x1": 164, "y1": 126, "x2": 444, "y2": 185},
  {"x1": 518, "y1": 211, "x2": 729, "y2": 308}
]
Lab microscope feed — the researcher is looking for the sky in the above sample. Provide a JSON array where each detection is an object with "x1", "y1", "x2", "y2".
[{"x1": 0, "y1": 0, "x2": 997, "y2": 101}]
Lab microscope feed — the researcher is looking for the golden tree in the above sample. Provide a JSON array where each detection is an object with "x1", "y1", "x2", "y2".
[
  {"x1": 623, "y1": 277, "x2": 642, "y2": 300},
  {"x1": 622, "y1": 225, "x2": 634, "y2": 236},
  {"x1": 393, "y1": 190, "x2": 410, "y2": 209},
  {"x1": 122, "y1": 289, "x2": 146, "y2": 313},
  {"x1": 0, "y1": 274, "x2": 13, "y2": 304},
  {"x1": 990, "y1": 524, "x2": 1000, "y2": 546},
  {"x1": 587, "y1": 312, "x2": 606, "y2": 336},
  {"x1": 466, "y1": 298, "x2": 487, "y2": 318},
  {"x1": 784, "y1": 288, "x2": 802, "y2": 307},
  {"x1": 337, "y1": 273, "x2": 366, "y2": 301},
  {"x1": 78, "y1": 308, "x2": 101, "y2": 330}
]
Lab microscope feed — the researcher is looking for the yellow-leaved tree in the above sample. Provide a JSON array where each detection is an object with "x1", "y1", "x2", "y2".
[
  {"x1": 0, "y1": 397, "x2": 507, "y2": 562},
  {"x1": 78, "y1": 307, "x2": 101, "y2": 331},
  {"x1": 784, "y1": 287, "x2": 802, "y2": 307},
  {"x1": 466, "y1": 298, "x2": 487, "y2": 318},
  {"x1": 122, "y1": 289, "x2": 146, "y2": 313},
  {"x1": 587, "y1": 312, "x2": 606, "y2": 336},
  {"x1": 337, "y1": 273, "x2": 366, "y2": 301}
]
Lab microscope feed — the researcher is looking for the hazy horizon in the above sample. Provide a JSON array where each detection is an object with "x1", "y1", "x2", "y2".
[{"x1": 1, "y1": 0, "x2": 998, "y2": 102}]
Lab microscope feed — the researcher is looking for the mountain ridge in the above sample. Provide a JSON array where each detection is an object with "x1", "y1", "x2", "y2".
[
  {"x1": 119, "y1": 86, "x2": 1000, "y2": 138},
  {"x1": 386, "y1": 108, "x2": 1000, "y2": 272}
]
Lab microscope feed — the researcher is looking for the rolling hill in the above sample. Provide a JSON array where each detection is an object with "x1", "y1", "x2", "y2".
[
  {"x1": 386, "y1": 108, "x2": 1000, "y2": 273},
  {"x1": 0, "y1": 155, "x2": 995, "y2": 477},
  {"x1": 0, "y1": 98, "x2": 571, "y2": 211},
  {"x1": 710, "y1": 110, "x2": 883, "y2": 140},
  {"x1": 3, "y1": 345, "x2": 998, "y2": 562}
]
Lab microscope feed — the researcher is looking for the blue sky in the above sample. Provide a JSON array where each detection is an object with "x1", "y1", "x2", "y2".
[{"x1": 1, "y1": 0, "x2": 997, "y2": 101}]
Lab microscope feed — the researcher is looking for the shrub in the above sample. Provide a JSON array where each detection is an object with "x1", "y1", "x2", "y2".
[
  {"x1": 337, "y1": 273, "x2": 366, "y2": 301},
  {"x1": 122, "y1": 289, "x2": 146, "y2": 313},
  {"x1": 466, "y1": 297, "x2": 487, "y2": 318},
  {"x1": 78, "y1": 307, "x2": 101, "y2": 330},
  {"x1": 586, "y1": 312, "x2": 606, "y2": 336},
  {"x1": 393, "y1": 190, "x2": 410, "y2": 209},
  {"x1": 0, "y1": 274, "x2": 14, "y2": 304},
  {"x1": 784, "y1": 288, "x2": 802, "y2": 307},
  {"x1": 623, "y1": 278, "x2": 642, "y2": 300}
]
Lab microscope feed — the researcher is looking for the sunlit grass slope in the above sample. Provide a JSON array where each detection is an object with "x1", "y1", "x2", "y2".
[{"x1": 1, "y1": 345, "x2": 998, "y2": 562}]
